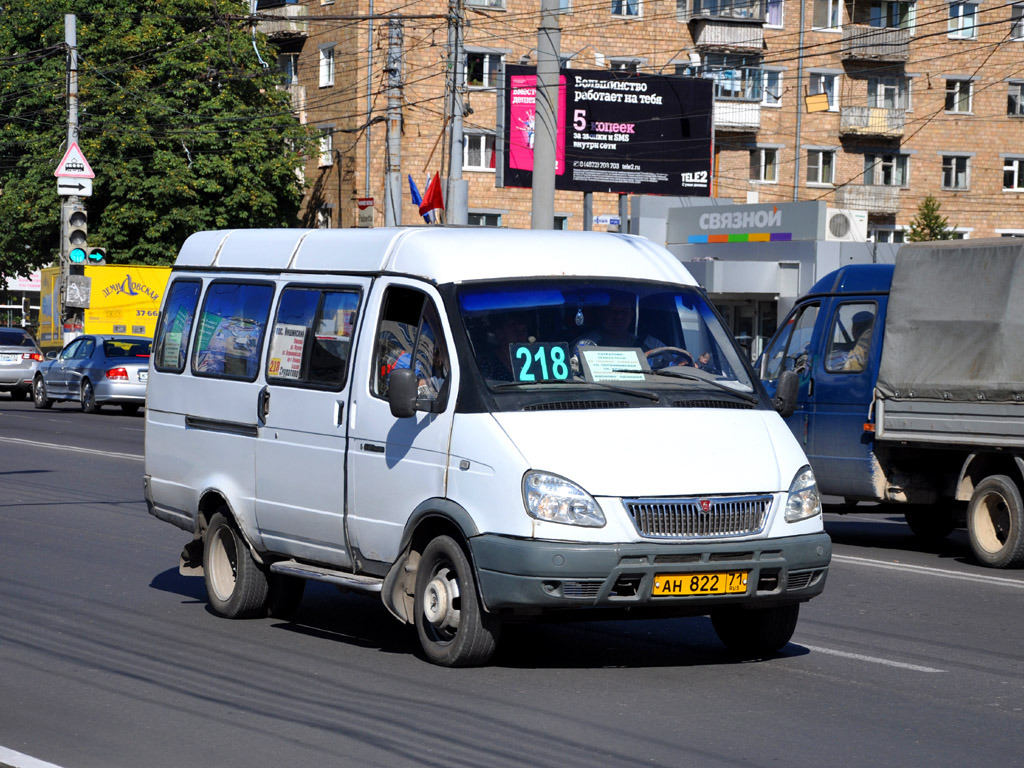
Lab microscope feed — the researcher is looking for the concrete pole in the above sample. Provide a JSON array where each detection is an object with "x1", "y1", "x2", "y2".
[
  {"x1": 385, "y1": 19, "x2": 403, "y2": 226},
  {"x1": 446, "y1": 0, "x2": 468, "y2": 224},
  {"x1": 530, "y1": 0, "x2": 560, "y2": 230},
  {"x1": 365, "y1": 0, "x2": 374, "y2": 197},
  {"x1": 583, "y1": 191, "x2": 592, "y2": 231},
  {"x1": 618, "y1": 194, "x2": 629, "y2": 235}
]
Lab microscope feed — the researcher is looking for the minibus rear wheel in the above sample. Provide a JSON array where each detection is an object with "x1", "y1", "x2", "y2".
[
  {"x1": 414, "y1": 535, "x2": 500, "y2": 667},
  {"x1": 204, "y1": 510, "x2": 269, "y2": 619}
]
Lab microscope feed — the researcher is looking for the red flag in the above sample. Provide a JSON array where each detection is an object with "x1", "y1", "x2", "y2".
[{"x1": 418, "y1": 172, "x2": 444, "y2": 217}]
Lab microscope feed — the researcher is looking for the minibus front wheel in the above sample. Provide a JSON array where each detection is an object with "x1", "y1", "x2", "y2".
[
  {"x1": 414, "y1": 535, "x2": 500, "y2": 667},
  {"x1": 204, "y1": 509, "x2": 269, "y2": 619}
]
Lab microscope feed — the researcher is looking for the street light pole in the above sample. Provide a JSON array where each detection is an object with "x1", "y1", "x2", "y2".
[{"x1": 531, "y1": 0, "x2": 560, "y2": 230}]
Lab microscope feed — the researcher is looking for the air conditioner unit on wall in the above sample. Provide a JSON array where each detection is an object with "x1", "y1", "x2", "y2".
[{"x1": 825, "y1": 208, "x2": 868, "y2": 242}]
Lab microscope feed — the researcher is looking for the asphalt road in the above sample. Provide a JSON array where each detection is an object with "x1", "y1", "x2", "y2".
[{"x1": 1, "y1": 399, "x2": 1022, "y2": 768}]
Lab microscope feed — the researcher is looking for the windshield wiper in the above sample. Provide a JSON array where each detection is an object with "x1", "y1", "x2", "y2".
[
  {"x1": 490, "y1": 378, "x2": 660, "y2": 402},
  {"x1": 613, "y1": 368, "x2": 760, "y2": 404}
]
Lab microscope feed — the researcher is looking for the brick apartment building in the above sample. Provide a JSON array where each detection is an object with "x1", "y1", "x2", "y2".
[{"x1": 257, "y1": 0, "x2": 1024, "y2": 239}]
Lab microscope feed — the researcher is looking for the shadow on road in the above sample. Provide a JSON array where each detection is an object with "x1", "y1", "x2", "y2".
[{"x1": 823, "y1": 506, "x2": 973, "y2": 565}]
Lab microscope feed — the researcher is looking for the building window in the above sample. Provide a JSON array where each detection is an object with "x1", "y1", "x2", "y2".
[
  {"x1": 278, "y1": 53, "x2": 299, "y2": 85},
  {"x1": 813, "y1": 0, "x2": 841, "y2": 29},
  {"x1": 750, "y1": 148, "x2": 779, "y2": 183},
  {"x1": 1013, "y1": 4, "x2": 1024, "y2": 39},
  {"x1": 870, "y1": 227, "x2": 905, "y2": 243},
  {"x1": 467, "y1": 0, "x2": 507, "y2": 7},
  {"x1": 807, "y1": 150, "x2": 835, "y2": 185},
  {"x1": 942, "y1": 155, "x2": 970, "y2": 190},
  {"x1": 762, "y1": 70, "x2": 783, "y2": 106},
  {"x1": 318, "y1": 128, "x2": 333, "y2": 167},
  {"x1": 468, "y1": 212, "x2": 502, "y2": 227},
  {"x1": 554, "y1": 215, "x2": 569, "y2": 230},
  {"x1": 316, "y1": 206, "x2": 332, "y2": 229},
  {"x1": 611, "y1": 0, "x2": 640, "y2": 16},
  {"x1": 464, "y1": 133, "x2": 496, "y2": 171},
  {"x1": 1010, "y1": 82, "x2": 1024, "y2": 115},
  {"x1": 945, "y1": 79, "x2": 972, "y2": 112},
  {"x1": 319, "y1": 46, "x2": 335, "y2": 87},
  {"x1": 466, "y1": 52, "x2": 503, "y2": 88},
  {"x1": 699, "y1": 54, "x2": 764, "y2": 100},
  {"x1": 869, "y1": 76, "x2": 907, "y2": 108},
  {"x1": 948, "y1": 2, "x2": 978, "y2": 37},
  {"x1": 609, "y1": 58, "x2": 640, "y2": 72},
  {"x1": 809, "y1": 72, "x2": 838, "y2": 110},
  {"x1": 1003, "y1": 157, "x2": 1024, "y2": 190},
  {"x1": 766, "y1": 0, "x2": 784, "y2": 25},
  {"x1": 870, "y1": 1, "x2": 915, "y2": 28},
  {"x1": 864, "y1": 153, "x2": 908, "y2": 186}
]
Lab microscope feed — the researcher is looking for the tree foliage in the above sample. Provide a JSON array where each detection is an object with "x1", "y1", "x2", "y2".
[
  {"x1": 906, "y1": 195, "x2": 953, "y2": 242},
  {"x1": 0, "y1": 0, "x2": 314, "y2": 280}
]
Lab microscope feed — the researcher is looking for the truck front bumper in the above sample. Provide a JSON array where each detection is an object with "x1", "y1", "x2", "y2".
[{"x1": 470, "y1": 532, "x2": 831, "y2": 614}]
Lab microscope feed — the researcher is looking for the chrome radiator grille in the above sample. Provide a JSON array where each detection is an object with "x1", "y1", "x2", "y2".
[{"x1": 624, "y1": 495, "x2": 772, "y2": 539}]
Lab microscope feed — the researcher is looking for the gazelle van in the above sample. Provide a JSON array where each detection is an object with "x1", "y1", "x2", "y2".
[{"x1": 144, "y1": 227, "x2": 830, "y2": 666}]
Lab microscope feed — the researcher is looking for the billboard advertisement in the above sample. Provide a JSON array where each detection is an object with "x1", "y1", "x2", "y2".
[{"x1": 502, "y1": 66, "x2": 713, "y2": 196}]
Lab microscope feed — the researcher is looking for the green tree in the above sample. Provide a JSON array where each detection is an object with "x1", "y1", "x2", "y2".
[
  {"x1": 0, "y1": 0, "x2": 314, "y2": 281},
  {"x1": 906, "y1": 195, "x2": 953, "y2": 241}
]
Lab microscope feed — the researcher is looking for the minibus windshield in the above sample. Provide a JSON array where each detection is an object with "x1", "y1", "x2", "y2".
[{"x1": 456, "y1": 279, "x2": 756, "y2": 397}]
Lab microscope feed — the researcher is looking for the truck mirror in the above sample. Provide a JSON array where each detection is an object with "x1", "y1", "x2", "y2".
[
  {"x1": 774, "y1": 369, "x2": 799, "y2": 418},
  {"x1": 387, "y1": 368, "x2": 418, "y2": 418}
]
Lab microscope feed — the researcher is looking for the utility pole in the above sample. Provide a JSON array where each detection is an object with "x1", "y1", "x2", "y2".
[
  {"x1": 61, "y1": 13, "x2": 80, "y2": 333},
  {"x1": 445, "y1": 0, "x2": 468, "y2": 225},
  {"x1": 531, "y1": 0, "x2": 560, "y2": 230},
  {"x1": 385, "y1": 19, "x2": 403, "y2": 226}
]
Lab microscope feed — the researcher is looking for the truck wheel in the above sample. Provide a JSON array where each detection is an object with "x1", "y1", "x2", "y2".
[
  {"x1": 414, "y1": 535, "x2": 500, "y2": 667},
  {"x1": 904, "y1": 506, "x2": 957, "y2": 542},
  {"x1": 81, "y1": 380, "x2": 100, "y2": 413},
  {"x1": 203, "y1": 510, "x2": 269, "y2": 618},
  {"x1": 32, "y1": 377, "x2": 52, "y2": 409},
  {"x1": 967, "y1": 476, "x2": 1024, "y2": 568},
  {"x1": 711, "y1": 604, "x2": 799, "y2": 658}
]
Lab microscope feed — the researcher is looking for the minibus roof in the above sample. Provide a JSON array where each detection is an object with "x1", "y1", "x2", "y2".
[{"x1": 174, "y1": 228, "x2": 699, "y2": 287}]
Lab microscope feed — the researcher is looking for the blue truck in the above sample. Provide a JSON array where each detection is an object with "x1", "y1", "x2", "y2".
[{"x1": 758, "y1": 239, "x2": 1024, "y2": 568}]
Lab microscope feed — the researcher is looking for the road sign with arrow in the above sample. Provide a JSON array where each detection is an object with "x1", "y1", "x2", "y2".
[{"x1": 57, "y1": 178, "x2": 93, "y2": 197}]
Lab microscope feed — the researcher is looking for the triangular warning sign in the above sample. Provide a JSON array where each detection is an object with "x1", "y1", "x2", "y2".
[{"x1": 54, "y1": 142, "x2": 95, "y2": 179}]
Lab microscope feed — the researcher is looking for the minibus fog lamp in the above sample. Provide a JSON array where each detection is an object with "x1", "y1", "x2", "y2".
[{"x1": 523, "y1": 472, "x2": 605, "y2": 527}]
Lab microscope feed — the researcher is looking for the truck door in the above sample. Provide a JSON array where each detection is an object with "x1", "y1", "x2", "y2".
[
  {"x1": 804, "y1": 299, "x2": 883, "y2": 498},
  {"x1": 345, "y1": 280, "x2": 456, "y2": 566},
  {"x1": 759, "y1": 301, "x2": 821, "y2": 446},
  {"x1": 254, "y1": 279, "x2": 370, "y2": 568}
]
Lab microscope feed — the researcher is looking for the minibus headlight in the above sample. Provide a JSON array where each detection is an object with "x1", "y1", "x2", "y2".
[
  {"x1": 785, "y1": 465, "x2": 822, "y2": 522},
  {"x1": 523, "y1": 472, "x2": 605, "y2": 528}
]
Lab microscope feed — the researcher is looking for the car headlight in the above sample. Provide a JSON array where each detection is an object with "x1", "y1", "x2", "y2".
[
  {"x1": 785, "y1": 465, "x2": 822, "y2": 522},
  {"x1": 523, "y1": 472, "x2": 605, "y2": 528}
]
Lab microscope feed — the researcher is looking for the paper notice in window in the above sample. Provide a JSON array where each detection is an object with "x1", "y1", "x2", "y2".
[
  {"x1": 579, "y1": 347, "x2": 648, "y2": 382},
  {"x1": 268, "y1": 323, "x2": 306, "y2": 379}
]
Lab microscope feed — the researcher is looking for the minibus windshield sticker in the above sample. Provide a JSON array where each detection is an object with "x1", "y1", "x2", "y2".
[
  {"x1": 268, "y1": 323, "x2": 306, "y2": 379},
  {"x1": 580, "y1": 347, "x2": 648, "y2": 382},
  {"x1": 510, "y1": 342, "x2": 571, "y2": 382}
]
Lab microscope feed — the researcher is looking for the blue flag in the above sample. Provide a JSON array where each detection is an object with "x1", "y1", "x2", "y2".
[{"x1": 408, "y1": 175, "x2": 432, "y2": 223}]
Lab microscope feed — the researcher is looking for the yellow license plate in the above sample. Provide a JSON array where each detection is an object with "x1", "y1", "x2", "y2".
[{"x1": 652, "y1": 571, "x2": 748, "y2": 597}]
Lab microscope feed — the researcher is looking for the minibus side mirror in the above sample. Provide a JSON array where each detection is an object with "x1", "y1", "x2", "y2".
[
  {"x1": 388, "y1": 368, "x2": 418, "y2": 418},
  {"x1": 773, "y1": 369, "x2": 799, "y2": 418}
]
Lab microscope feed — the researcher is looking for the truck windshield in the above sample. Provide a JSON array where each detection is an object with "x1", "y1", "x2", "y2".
[{"x1": 456, "y1": 279, "x2": 755, "y2": 398}]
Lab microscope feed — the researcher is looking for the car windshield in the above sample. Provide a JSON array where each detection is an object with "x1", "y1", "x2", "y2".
[
  {"x1": 104, "y1": 339, "x2": 152, "y2": 358},
  {"x1": 0, "y1": 328, "x2": 35, "y2": 347},
  {"x1": 456, "y1": 279, "x2": 756, "y2": 402}
]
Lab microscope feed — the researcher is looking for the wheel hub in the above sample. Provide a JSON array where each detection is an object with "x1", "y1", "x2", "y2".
[{"x1": 422, "y1": 570, "x2": 460, "y2": 631}]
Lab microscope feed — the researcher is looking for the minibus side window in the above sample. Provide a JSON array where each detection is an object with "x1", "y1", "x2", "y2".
[
  {"x1": 192, "y1": 282, "x2": 274, "y2": 381},
  {"x1": 153, "y1": 279, "x2": 201, "y2": 373},
  {"x1": 267, "y1": 287, "x2": 360, "y2": 388},
  {"x1": 372, "y1": 285, "x2": 450, "y2": 408}
]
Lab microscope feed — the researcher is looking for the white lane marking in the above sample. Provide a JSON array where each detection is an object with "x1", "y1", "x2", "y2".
[
  {"x1": 832, "y1": 553, "x2": 1024, "y2": 589},
  {"x1": 0, "y1": 746, "x2": 67, "y2": 768},
  {"x1": 802, "y1": 645, "x2": 945, "y2": 673},
  {"x1": 0, "y1": 436, "x2": 142, "y2": 462}
]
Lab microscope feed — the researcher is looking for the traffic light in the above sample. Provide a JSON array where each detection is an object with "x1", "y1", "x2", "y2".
[
  {"x1": 64, "y1": 204, "x2": 88, "y2": 264},
  {"x1": 86, "y1": 247, "x2": 106, "y2": 265}
]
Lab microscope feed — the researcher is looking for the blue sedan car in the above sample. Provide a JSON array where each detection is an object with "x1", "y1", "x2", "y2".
[{"x1": 33, "y1": 335, "x2": 151, "y2": 415}]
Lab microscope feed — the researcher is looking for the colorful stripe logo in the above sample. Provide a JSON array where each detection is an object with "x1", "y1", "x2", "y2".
[{"x1": 687, "y1": 232, "x2": 793, "y2": 244}]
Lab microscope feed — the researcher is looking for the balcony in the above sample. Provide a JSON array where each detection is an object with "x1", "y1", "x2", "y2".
[
  {"x1": 714, "y1": 100, "x2": 761, "y2": 131},
  {"x1": 691, "y1": 21, "x2": 764, "y2": 49},
  {"x1": 840, "y1": 25, "x2": 910, "y2": 62},
  {"x1": 256, "y1": 3, "x2": 309, "y2": 41},
  {"x1": 680, "y1": 0, "x2": 766, "y2": 22},
  {"x1": 284, "y1": 83, "x2": 307, "y2": 120},
  {"x1": 834, "y1": 184, "x2": 900, "y2": 214},
  {"x1": 839, "y1": 105, "x2": 905, "y2": 138}
]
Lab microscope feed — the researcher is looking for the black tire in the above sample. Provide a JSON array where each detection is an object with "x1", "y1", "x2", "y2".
[
  {"x1": 81, "y1": 379, "x2": 100, "y2": 413},
  {"x1": 967, "y1": 475, "x2": 1024, "y2": 568},
  {"x1": 414, "y1": 535, "x2": 500, "y2": 667},
  {"x1": 904, "y1": 505, "x2": 958, "y2": 542},
  {"x1": 203, "y1": 510, "x2": 269, "y2": 618},
  {"x1": 120, "y1": 403, "x2": 140, "y2": 416},
  {"x1": 266, "y1": 574, "x2": 305, "y2": 620},
  {"x1": 9, "y1": 388, "x2": 28, "y2": 402},
  {"x1": 711, "y1": 603, "x2": 800, "y2": 658},
  {"x1": 32, "y1": 377, "x2": 52, "y2": 409}
]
